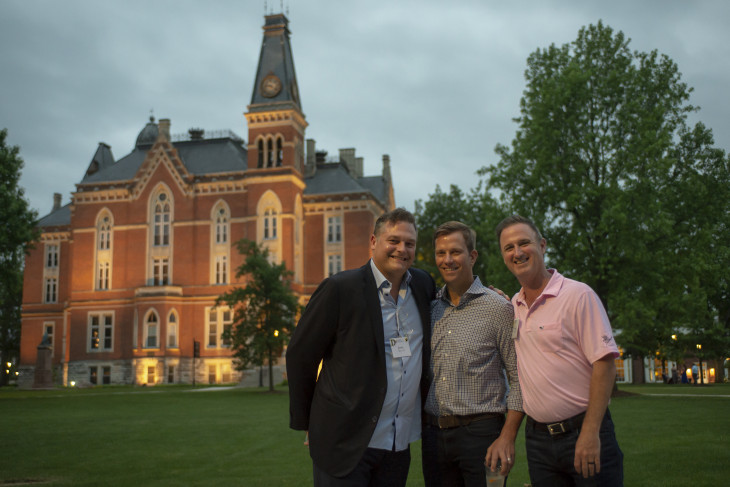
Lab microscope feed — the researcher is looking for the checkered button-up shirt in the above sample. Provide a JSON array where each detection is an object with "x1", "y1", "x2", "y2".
[{"x1": 425, "y1": 277, "x2": 523, "y2": 416}]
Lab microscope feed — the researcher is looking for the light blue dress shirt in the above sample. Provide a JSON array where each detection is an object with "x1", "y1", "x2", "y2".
[{"x1": 368, "y1": 260, "x2": 423, "y2": 452}]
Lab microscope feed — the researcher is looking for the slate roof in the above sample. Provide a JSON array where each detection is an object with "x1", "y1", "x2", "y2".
[
  {"x1": 38, "y1": 203, "x2": 71, "y2": 228},
  {"x1": 304, "y1": 163, "x2": 388, "y2": 205},
  {"x1": 80, "y1": 137, "x2": 248, "y2": 185}
]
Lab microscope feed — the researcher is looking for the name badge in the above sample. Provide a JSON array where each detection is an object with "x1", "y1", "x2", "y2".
[
  {"x1": 512, "y1": 319, "x2": 520, "y2": 339},
  {"x1": 390, "y1": 336, "x2": 412, "y2": 358}
]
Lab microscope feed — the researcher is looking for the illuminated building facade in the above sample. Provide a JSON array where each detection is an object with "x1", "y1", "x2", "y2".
[{"x1": 18, "y1": 13, "x2": 394, "y2": 387}]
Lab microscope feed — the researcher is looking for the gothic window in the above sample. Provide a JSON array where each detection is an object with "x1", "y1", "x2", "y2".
[
  {"x1": 257, "y1": 139, "x2": 264, "y2": 168},
  {"x1": 215, "y1": 208, "x2": 228, "y2": 244},
  {"x1": 267, "y1": 138, "x2": 274, "y2": 167},
  {"x1": 264, "y1": 209, "x2": 278, "y2": 239},
  {"x1": 145, "y1": 311, "x2": 159, "y2": 348},
  {"x1": 98, "y1": 216, "x2": 111, "y2": 250},
  {"x1": 276, "y1": 136, "x2": 283, "y2": 166},
  {"x1": 167, "y1": 311, "x2": 178, "y2": 349},
  {"x1": 154, "y1": 193, "x2": 171, "y2": 246}
]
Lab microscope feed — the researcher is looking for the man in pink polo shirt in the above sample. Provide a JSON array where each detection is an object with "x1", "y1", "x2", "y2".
[{"x1": 496, "y1": 215, "x2": 623, "y2": 486}]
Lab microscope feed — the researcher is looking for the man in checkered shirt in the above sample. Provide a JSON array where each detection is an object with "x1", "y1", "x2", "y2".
[{"x1": 422, "y1": 221, "x2": 524, "y2": 486}]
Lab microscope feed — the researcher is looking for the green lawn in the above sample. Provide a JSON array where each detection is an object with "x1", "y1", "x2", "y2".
[{"x1": 0, "y1": 383, "x2": 727, "y2": 486}]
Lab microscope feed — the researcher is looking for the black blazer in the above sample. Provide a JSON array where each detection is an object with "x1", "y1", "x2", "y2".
[{"x1": 286, "y1": 263, "x2": 435, "y2": 477}]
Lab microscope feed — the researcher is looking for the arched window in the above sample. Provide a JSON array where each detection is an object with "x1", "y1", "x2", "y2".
[
  {"x1": 216, "y1": 207, "x2": 228, "y2": 244},
  {"x1": 267, "y1": 138, "x2": 274, "y2": 167},
  {"x1": 257, "y1": 139, "x2": 264, "y2": 168},
  {"x1": 276, "y1": 136, "x2": 283, "y2": 166},
  {"x1": 145, "y1": 311, "x2": 159, "y2": 348},
  {"x1": 264, "y1": 208, "x2": 277, "y2": 239},
  {"x1": 154, "y1": 193, "x2": 170, "y2": 246},
  {"x1": 98, "y1": 216, "x2": 111, "y2": 250},
  {"x1": 167, "y1": 311, "x2": 178, "y2": 349}
]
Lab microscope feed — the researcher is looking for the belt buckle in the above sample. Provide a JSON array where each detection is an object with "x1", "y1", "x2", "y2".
[
  {"x1": 547, "y1": 422, "x2": 566, "y2": 436},
  {"x1": 438, "y1": 416, "x2": 450, "y2": 429}
]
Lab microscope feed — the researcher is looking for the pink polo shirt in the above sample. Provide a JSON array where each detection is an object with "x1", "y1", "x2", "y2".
[{"x1": 512, "y1": 269, "x2": 618, "y2": 423}]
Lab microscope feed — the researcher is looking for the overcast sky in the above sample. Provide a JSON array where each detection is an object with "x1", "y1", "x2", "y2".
[{"x1": 2, "y1": 1, "x2": 729, "y2": 217}]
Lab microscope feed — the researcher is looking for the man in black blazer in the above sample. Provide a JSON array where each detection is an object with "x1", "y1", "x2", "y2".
[{"x1": 287, "y1": 208, "x2": 436, "y2": 486}]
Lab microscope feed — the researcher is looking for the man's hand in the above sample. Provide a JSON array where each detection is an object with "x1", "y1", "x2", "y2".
[
  {"x1": 485, "y1": 434, "x2": 515, "y2": 476},
  {"x1": 574, "y1": 430, "x2": 600, "y2": 478}
]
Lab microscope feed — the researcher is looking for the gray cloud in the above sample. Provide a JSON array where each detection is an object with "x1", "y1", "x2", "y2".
[{"x1": 2, "y1": 0, "x2": 728, "y2": 216}]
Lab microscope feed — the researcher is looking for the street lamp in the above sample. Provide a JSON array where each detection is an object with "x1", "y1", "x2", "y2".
[{"x1": 696, "y1": 344, "x2": 704, "y2": 385}]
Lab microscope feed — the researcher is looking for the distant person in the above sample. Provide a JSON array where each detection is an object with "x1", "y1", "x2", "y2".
[
  {"x1": 496, "y1": 215, "x2": 623, "y2": 486},
  {"x1": 422, "y1": 221, "x2": 524, "y2": 486},
  {"x1": 692, "y1": 364, "x2": 699, "y2": 385},
  {"x1": 681, "y1": 369, "x2": 688, "y2": 384},
  {"x1": 286, "y1": 208, "x2": 436, "y2": 486}
]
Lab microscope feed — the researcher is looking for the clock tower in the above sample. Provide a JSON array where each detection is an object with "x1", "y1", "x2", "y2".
[{"x1": 244, "y1": 13, "x2": 307, "y2": 288}]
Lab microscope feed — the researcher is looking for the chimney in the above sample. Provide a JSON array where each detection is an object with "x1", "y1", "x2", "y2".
[
  {"x1": 339, "y1": 148, "x2": 356, "y2": 175},
  {"x1": 382, "y1": 155, "x2": 392, "y2": 182},
  {"x1": 157, "y1": 118, "x2": 171, "y2": 142},
  {"x1": 53, "y1": 193, "x2": 62, "y2": 211},
  {"x1": 306, "y1": 139, "x2": 316, "y2": 165}
]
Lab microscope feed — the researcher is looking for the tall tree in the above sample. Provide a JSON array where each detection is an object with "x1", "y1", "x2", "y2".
[
  {"x1": 217, "y1": 239, "x2": 300, "y2": 391},
  {"x1": 0, "y1": 129, "x2": 38, "y2": 385},
  {"x1": 484, "y1": 22, "x2": 730, "y2": 363}
]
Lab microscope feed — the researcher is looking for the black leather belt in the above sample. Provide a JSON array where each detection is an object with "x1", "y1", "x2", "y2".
[
  {"x1": 528, "y1": 412, "x2": 586, "y2": 436},
  {"x1": 424, "y1": 412, "x2": 503, "y2": 429}
]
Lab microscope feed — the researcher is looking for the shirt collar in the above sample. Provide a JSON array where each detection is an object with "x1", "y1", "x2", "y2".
[
  {"x1": 436, "y1": 276, "x2": 486, "y2": 304},
  {"x1": 369, "y1": 259, "x2": 412, "y2": 291},
  {"x1": 515, "y1": 268, "x2": 562, "y2": 306}
]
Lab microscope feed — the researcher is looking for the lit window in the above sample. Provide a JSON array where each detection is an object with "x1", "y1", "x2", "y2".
[{"x1": 89, "y1": 313, "x2": 113, "y2": 351}]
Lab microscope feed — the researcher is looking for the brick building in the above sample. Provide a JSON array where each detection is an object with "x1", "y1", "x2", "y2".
[{"x1": 18, "y1": 13, "x2": 394, "y2": 387}]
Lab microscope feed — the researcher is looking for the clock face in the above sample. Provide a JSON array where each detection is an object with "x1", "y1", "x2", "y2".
[{"x1": 261, "y1": 74, "x2": 282, "y2": 98}]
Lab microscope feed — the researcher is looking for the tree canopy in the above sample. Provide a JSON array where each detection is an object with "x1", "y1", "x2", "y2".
[
  {"x1": 217, "y1": 239, "x2": 300, "y2": 391},
  {"x1": 482, "y1": 21, "x2": 730, "y2": 360},
  {"x1": 415, "y1": 22, "x2": 730, "y2": 367},
  {"x1": 0, "y1": 129, "x2": 38, "y2": 384}
]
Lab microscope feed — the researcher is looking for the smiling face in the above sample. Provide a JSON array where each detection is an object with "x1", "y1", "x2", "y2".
[
  {"x1": 370, "y1": 220, "x2": 417, "y2": 283},
  {"x1": 435, "y1": 231, "x2": 477, "y2": 295},
  {"x1": 499, "y1": 222, "x2": 548, "y2": 288}
]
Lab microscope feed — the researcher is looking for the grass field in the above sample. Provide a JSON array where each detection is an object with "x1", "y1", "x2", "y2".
[{"x1": 0, "y1": 383, "x2": 727, "y2": 486}]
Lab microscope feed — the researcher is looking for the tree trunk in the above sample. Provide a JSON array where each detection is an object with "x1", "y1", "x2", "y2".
[{"x1": 632, "y1": 356, "x2": 645, "y2": 384}]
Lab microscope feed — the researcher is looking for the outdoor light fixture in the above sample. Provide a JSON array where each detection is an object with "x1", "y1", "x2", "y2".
[
  {"x1": 671, "y1": 335, "x2": 677, "y2": 341},
  {"x1": 697, "y1": 344, "x2": 702, "y2": 350}
]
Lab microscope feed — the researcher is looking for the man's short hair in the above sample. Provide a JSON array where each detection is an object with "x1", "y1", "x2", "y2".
[
  {"x1": 495, "y1": 214, "x2": 543, "y2": 243},
  {"x1": 373, "y1": 207, "x2": 417, "y2": 236},
  {"x1": 433, "y1": 221, "x2": 476, "y2": 253}
]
